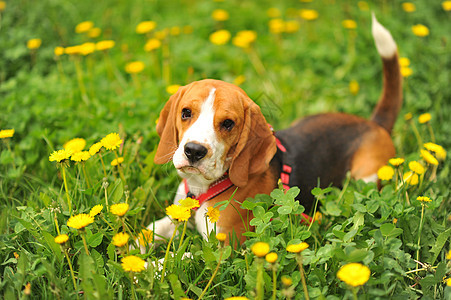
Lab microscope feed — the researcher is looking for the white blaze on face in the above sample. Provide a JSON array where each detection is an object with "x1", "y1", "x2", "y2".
[{"x1": 173, "y1": 87, "x2": 227, "y2": 194}]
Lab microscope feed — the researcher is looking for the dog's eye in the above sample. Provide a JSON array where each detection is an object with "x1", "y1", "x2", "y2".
[
  {"x1": 221, "y1": 119, "x2": 235, "y2": 131},
  {"x1": 181, "y1": 108, "x2": 192, "y2": 120}
]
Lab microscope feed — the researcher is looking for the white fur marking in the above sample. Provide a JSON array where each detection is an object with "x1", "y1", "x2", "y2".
[
  {"x1": 173, "y1": 87, "x2": 228, "y2": 195},
  {"x1": 361, "y1": 173, "x2": 378, "y2": 183},
  {"x1": 372, "y1": 13, "x2": 397, "y2": 59}
]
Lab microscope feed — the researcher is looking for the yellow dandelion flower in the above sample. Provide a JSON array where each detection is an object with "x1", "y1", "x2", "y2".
[
  {"x1": 0, "y1": 1, "x2": 5, "y2": 11},
  {"x1": 286, "y1": 242, "x2": 309, "y2": 253},
  {"x1": 144, "y1": 38, "x2": 162, "y2": 52},
  {"x1": 281, "y1": 275, "x2": 293, "y2": 286},
  {"x1": 138, "y1": 229, "x2": 153, "y2": 246},
  {"x1": 67, "y1": 214, "x2": 94, "y2": 229},
  {"x1": 421, "y1": 149, "x2": 439, "y2": 166},
  {"x1": 399, "y1": 57, "x2": 410, "y2": 67},
  {"x1": 110, "y1": 203, "x2": 129, "y2": 217},
  {"x1": 225, "y1": 297, "x2": 249, "y2": 300},
  {"x1": 389, "y1": 157, "x2": 405, "y2": 167},
  {"x1": 412, "y1": 24, "x2": 429, "y2": 37},
  {"x1": 166, "y1": 84, "x2": 181, "y2": 95},
  {"x1": 170, "y1": 26, "x2": 181, "y2": 36},
  {"x1": 0, "y1": 129, "x2": 14, "y2": 139},
  {"x1": 209, "y1": 30, "x2": 231, "y2": 45},
  {"x1": 111, "y1": 157, "x2": 124, "y2": 166},
  {"x1": 183, "y1": 25, "x2": 194, "y2": 34},
  {"x1": 121, "y1": 255, "x2": 146, "y2": 272},
  {"x1": 89, "y1": 204, "x2": 103, "y2": 217},
  {"x1": 409, "y1": 161, "x2": 425, "y2": 175},
  {"x1": 136, "y1": 21, "x2": 157, "y2": 34},
  {"x1": 88, "y1": 27, "x2": 101, "y2": 38},
  {"x1": 212, "y1": 9, "x2": 229, "y2": 21},
  {"x1": 27, "y1": 39, "x2": 42, "y2": 50},
  {"x1": 24, "y1": 283, "x2": 31, "y2": 296},
  {"x1": 284, "y1": 20, "x2": 300, "y2": 33},
  {"x1": 265, "y1": 252, "x2": 278, "y2": 263},
  {"x1": 179, "y1": 197, "x2": 200, "y2": 210},
  {"x1": 269, "y1": 19, "x2": 285, "y2": 34},
  {"x1": 299, "y1": 9, "x2": 318, "y2": 21},
  {"x1": 75, "y1": 21, "x2": 94, "y2": 34},
  {"x1": 402, "y1": 2, "x2": 416, "y2": 12},
  {"x1": 401, "y1": 66, "x2": 413, "y2": 78},
  {"x1": 267, "y1": 7, "x2": 281, "y2": 18},
  {"x1": 89, "y1": 142, "x2": 103, "y2": 155},
  {"x1": 349, "y1": 80, "x2": 359, "y2": 95},
  {"x1": 206, "y1": 206, "x2": 220, "y2": 223},
  {"x1": 417, "y1": 196, "x2": 432, "y2": 202},
  {"x1": 233, "y1": 75, "x2": 246, "y2": 86},
  {"x1": 358, "y1": 1, "x2": 369, "y2": 11},
  {"x1": 377, "y1": 165, "x2": 395, "y2": 181},
  {"x1": 125, "y1": 61, "x2": 145, "y2": 74},
  {"x1": 101, "y1": 133, "x2": 123, "y2": 150},
  {"x1": 337, "y1": 263, "x2": 370, "y2": 287},
  {"x1": 446, "y1": 250, "x2": 451, "y2": 260},
  {"x1": 424, "y1": 142, "x2": 446, "y2": 160},
  {"x1": 443, "y1": 1, "x2": 451, "y2": 11},
  {"x1": 447, "y1": 278, "x2": 451, "y2": 287},
  {"x1": 313, "y1": 211, "x2": 323, "y2": 224},
  {"x1": 166, "y1": 204, "x2": 191, "y2": 222},
  {"x1": 418, "y1": 113, "x2": 431, "y2": 124},
  {"x1": 54, "y1": 46, "x2": 65, "y2": 56},
  {"x1": 403, "y1": 171, "x2": 419, "y2": 185},
  {"x1": 49, "y1": 149, "x2": 71, "y2": 163},
  {"x1": 96, "y1": 40, "x2": 115, "y2": 51},
  {"x1": 112, "y1": 232, "x2": 130, "y2": 247},
  {"x1": 154, "y1": 29, "x2": 168, "y2": 40},
  {"x1": 251, "y1": 242, "x2": 270, "y2": 257},
  {"x1": 54, "y1": 234, "x2": 69, "y2": 244},
  {"x1": 216, "y1": 233, "x2": 227, "y2": 242},
  {"x1": 393, "y1": 218, "x2": 398, "y2": 224},
  {"x1": 71, "y1": 151, "x2": 91, "y2": 162},
  {"x1": 342, "y1": 19, "x2": 357, "y2": 29},
  {"x1": 232, "y1": 30, "x2": 257, "y2": 49},
  {"x1": 65, "y1": 45, "x2": 81, "y2": 55},
  {"x1": 404, "y1": 112, "x2": 413, "y2": 121},
  {"x1": 64, "y1": 138, "x2": 86, "y2": 153}
]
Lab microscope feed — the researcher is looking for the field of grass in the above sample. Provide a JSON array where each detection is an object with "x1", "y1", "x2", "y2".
[{"x1": 1, "y1": 0, "x2": 450, "y2": 299}]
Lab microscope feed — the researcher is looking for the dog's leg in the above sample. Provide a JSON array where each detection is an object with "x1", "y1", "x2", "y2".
[{"x1": 137, "y1": 182, "x2": 186, "y2": 253}]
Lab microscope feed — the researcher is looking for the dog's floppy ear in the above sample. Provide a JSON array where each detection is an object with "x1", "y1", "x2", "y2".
[
  {"x1": 229, "y1": 96, "x2": 276, "y2": 187},
  {"x1": 154, "y1": 85, "x2": 188, "y2": 164}
]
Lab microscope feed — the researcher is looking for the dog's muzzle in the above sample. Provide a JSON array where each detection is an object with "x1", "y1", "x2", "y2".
[{"x1": 184, "y1": 142, "x2": 208, "y2": 164}]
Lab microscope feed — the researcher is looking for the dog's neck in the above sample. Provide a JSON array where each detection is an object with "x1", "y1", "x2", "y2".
[{"x1": 180, "y1": 173, "x2": 217, "y2": 196}]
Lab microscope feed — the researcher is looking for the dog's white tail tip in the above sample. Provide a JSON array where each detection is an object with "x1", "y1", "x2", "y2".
[{"x1": 372, "y1": 13, "x2": 397, "y2": 59}]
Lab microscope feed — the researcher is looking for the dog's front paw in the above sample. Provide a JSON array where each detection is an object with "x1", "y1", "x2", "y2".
[{"x1": 133, "y1": 216, "x2": 177, "y2": 254}]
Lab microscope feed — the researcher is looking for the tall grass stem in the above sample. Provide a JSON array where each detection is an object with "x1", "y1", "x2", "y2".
[{"x1": 160, "y1": 222, "x2": 179, "y2": 283}]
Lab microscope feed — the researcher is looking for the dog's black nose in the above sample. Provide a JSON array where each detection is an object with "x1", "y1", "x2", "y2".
[{"x1": 184, "y1": 142, "x2": 208, "y2": 163}]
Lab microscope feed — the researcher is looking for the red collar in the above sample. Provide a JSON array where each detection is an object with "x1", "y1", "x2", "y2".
[{"x1": 183, "y1": 174, "x2": 234, "y2": 208}]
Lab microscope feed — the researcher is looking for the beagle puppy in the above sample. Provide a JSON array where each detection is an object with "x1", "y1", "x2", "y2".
[{"x1": 145, "y1": 16, "x2": 402, "y2": 246}]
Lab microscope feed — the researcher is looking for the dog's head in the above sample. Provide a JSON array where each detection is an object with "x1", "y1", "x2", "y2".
[{"x1": 154, "y1": 79, "x2": 276, "y2": 189}]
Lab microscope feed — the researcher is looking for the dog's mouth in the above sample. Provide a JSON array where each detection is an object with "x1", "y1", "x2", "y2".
[{"x1": 178, "y1": 166, "x2": 202, "y2": 175}]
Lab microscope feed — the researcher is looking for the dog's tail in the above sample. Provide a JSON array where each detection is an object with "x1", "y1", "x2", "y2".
[{"x1": 370, "y1": 14, "x2": 402, "y2": 134}]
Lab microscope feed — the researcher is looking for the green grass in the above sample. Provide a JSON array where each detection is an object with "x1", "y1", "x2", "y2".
[{"x1": 1, "y1": 0, "x2": 450, "y2": 299}]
